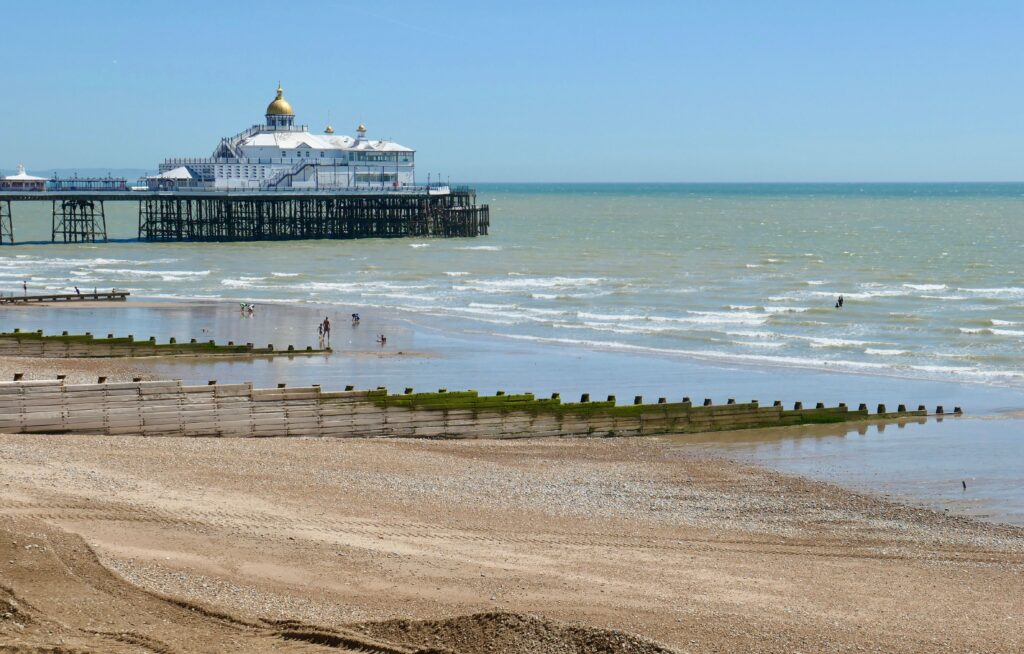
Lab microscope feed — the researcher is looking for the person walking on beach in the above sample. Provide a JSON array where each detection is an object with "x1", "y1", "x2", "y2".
[
  {"x1": 838, "y1": 294, "x2": 844, "y2": 308},
  {"x1": 22, "y1": 281, "x2": 27, "y2": 298},
  {"x1": 74, "y1": 286, "x2": 80, "y2": 295},
  {"x1": 322, "y1": 317, "x2": 331, "y2": 346}
]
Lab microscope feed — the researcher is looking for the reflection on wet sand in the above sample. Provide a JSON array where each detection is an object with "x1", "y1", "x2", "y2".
[{"x1": 671, "y1": 416, "x2": 930, "y2": 446}]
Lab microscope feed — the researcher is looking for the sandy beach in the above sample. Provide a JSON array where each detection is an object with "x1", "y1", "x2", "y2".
[{"x1": 2, "y1": 428, "x2": 1022, "y2": 653}]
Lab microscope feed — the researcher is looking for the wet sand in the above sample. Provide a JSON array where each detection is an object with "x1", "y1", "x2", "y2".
[{"x1": 1, "y1": 432, "x2": 1022, "y2": 653}]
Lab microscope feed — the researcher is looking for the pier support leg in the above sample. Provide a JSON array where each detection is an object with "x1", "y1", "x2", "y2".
[
  {"x1": 51, "y1": 199, "x2": 108, "y2": 243},
  {"x1": 0, "y1": 200, "x2": 12, "y2": 245}
]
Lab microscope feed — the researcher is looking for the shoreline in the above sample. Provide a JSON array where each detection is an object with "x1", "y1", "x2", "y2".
[{"x1": 8, "y1": 291, "x2": 1024, "y2": 395}]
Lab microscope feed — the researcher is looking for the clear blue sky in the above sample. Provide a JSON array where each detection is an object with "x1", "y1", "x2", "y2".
[{"x1": 2, "y1": 1, "x2": 1021, "y2": 182}]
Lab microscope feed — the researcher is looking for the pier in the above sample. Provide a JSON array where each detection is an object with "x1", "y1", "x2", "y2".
[{"x1": 0, "y1": 188, "x2": 489, "y2": 244}]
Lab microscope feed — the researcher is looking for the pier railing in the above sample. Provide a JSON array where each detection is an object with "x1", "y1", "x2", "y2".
[{"x1": 0, "y1": 184, "x2": 471, "y2": 198}]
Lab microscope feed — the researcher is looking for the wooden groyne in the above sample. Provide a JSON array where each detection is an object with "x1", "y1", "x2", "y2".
[
  {"x1": 0, "y1": 379, "x2": 957, "y2": 439},
  {"x1": 0, "y1": 291, "x2": 129, "y2": 305},
  {"x1": 0, "y1": 330, "x2": 329, "y2": 358}
]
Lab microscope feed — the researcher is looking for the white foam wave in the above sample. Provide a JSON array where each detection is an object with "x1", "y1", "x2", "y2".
[
  {"x1": 732, "y1": 340, "x2": 786, "y2": 349},
  {"x1": 362, "y1": 292, "x2": 437, "y2": 302},
  {"x1": 865, "y1": 348, "x2": 909, "y2": 356},
  {"x1": 468, "y1": 302, "x2": 517, "y2": 310},
  {"x1": 724, "y1": 330, "x2": 776, "y2": 339},
  {"x1": 93, "y1": 268, "x2": 212, "y2": 281},
  {"x1": 763, "y1": 306, "x2": 809, "y2": 314},
  {"x1": 577, "y1": 311, "x2": 649, "y2": 322},
  {"x1": 807, "y1": 337, "x2": 871, "y2": 348},
  {"x1": 271, "y1": 272, "x2": 299, "y2": 277},
  {"x1": 991, "y1": 328, "x2": 1024, "y2": 337},
  {"x1": 903, "y1": 283, "x2": 948, "y2": 291},
  {"x1": 957, "y1": 287, "x2": 1024, "y2": 299},
  {"x1": 683, "y1": 310, "x2": 769, "y2": 325},
  {"x1": 457, "y1": 276, "x2": 606, "y2": 293},
  {"x1": 806, "y1": 289, "x2": 906, "y2": 300},
  {"x1": 305, "y1": 281, "x2": 433, "y2": 293},
  {"x1": 409, "y1": 243, "x2": 430, "y2": 248},
  {"x1": 456, "y1": 245, "x2": 502, "y2": 251}
]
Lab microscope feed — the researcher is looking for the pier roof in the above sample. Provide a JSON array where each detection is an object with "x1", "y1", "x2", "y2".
[
  {"x1": 241, "y1": 131, "x2": 413, "y2": 152},
  {"x1": 3, "y1": 164, "x2": 47, "y2": 181},
  {"x1": 148, "y1": 166, "x2": 193, "y2": 180}
]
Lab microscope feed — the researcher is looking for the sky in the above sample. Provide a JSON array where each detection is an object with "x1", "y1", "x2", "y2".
[{"x1": 1, "y1": 1, "x2": 1022, "y2": 182}]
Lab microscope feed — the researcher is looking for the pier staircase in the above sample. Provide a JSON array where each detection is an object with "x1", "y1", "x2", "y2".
[
  {"x1": 211, "y1": 125, "x2": 262, "y2": 159},
  {"x1": 265, "y1": 162, "x2": 317, "y2": 189}
]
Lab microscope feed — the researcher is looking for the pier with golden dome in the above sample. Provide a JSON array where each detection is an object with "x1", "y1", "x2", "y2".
[{"x1": 0, "y1": 84, "x2": 488, "y2": 244}]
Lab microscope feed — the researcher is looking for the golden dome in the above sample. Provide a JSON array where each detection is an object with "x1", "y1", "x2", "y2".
[
  {"x1": 324, "y1": 125, "x2": 335, "y2": 134},
  {"x1": 357, "y1": 123, "x2": 366, "y2": 132},
  {"x1": 266, "y1": 83, "x2": 294, "y2": 116}
]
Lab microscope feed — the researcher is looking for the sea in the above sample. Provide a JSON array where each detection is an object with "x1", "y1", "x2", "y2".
[{"x1": 2, "y1": 183, "x2": 1023, "y2": 524}]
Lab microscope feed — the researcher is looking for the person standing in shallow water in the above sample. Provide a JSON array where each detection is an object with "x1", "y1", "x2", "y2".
[{"x1": 322, "y1": 317, "x2": 331, "y2": 346}]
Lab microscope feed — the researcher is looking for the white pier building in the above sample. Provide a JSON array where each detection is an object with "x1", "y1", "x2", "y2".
[{"x1": 153, "y1": 85, "x2": 415, "y2": 191}]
